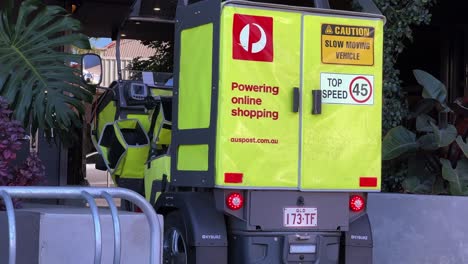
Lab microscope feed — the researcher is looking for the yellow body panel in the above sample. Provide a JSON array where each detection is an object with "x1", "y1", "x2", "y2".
[
  {"x1": 177, "y1": 145, "x2": 209, "y2": 171},
  {"x1": 97, "y1": 102, "x2": 116, "y2": 137},
  {"x1": 118, "y1": 147, "x2": 149, "y2": 179},
  {"x1": 127, "y1": 114, "x2": 151, "y2": 132},
  {"x1": 145, "y1": 155, "x2": 171, "y2": 202},
  {"x1": 301, "y1": 15, "x2": 383, "y2": 190},
  {"x1": 97, "y1": 119, "x2": 149, "y2": 180},
  {"x1": 215, "y1": 5, "x2": 383, "y2": 191},
  {"x1": 114, "y1": 120, "x2": 149, "y2": 179},
  {"x1": 154, "y1": 115, "x2": 171, "y2": 145},
  {"x1": 178, "y1": 23, "x2": 213, "y2": 130},
  {"x1": 149, "y1": 105, "x2": 172, "y2": 145},
  {"x1": 150, "y1": 88, "x2": 173, "y2": 97},
  {"x1": 216, "y1": 6, "x2": 301, "y2": 188}
]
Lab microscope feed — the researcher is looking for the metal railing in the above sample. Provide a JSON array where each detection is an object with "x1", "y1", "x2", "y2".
[{"x1": 0, "y1": 186, "x2": 162, "y2": 264}]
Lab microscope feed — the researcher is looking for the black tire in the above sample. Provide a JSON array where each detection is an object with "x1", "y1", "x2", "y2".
[{"x1": 163, "y1": 211, "x2": 193, "y2": 264}]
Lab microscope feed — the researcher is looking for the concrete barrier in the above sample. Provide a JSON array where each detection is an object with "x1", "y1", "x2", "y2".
[
  {"x1": 4, "y1": 192, "x2": 466, "y2": 263},
  {"x1": 0, "y1": 206, "x2": 159, "y2": 264},
  {"x1": 368, "y1": 193, "x2": 468, "y2": 264}
]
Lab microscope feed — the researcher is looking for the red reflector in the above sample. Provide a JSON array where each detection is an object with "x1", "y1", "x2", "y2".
[
  {"x1": 226, "y1": 192, "x2": 244, "y2": 210},
  {"x1": 349, "y1": 195, "x2": 365, "y2": 212},
  {"x1": 224, "y1": 173, "x2": 243, "y2": 183},
  {"x1": 360, "y1": 177, "x2": 377, "y2": 187}
]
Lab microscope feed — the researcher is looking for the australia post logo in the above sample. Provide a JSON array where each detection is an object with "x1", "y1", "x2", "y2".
[{"x1": 232, "y1": 14, "x2": 273, "y2": 62}]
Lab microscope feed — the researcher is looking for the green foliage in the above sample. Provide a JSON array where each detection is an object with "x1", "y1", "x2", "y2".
[
  {"x1": 382, "y1": 160, "x2": 407, "y2": 192},
  {"x1": 373, "y1": 0, "x2": 436, "y2": 133},
  {"x1": 126, "y1": 40, "x2": 174, "y2": 79},
  {"x1": 440, "y1": 158, "x2": 468, "y2": 195},
  {"x1": 402, "y1": 154, "x2": 435, "y2": 194},
  {"x1": 382, "y1": 70, "x2": 468, "y2": 195},
  {"x1": 371, "y1": 0, "x2": 436, "y2": 192},
  {"x1": 414, "y1": 69, "x2": 447, "y2": 104},
  {"x1": 73, "y1": 38, "x2": 101, "y2": 55},
  {"x1": 0, "y1": 0, "x2": 93, "y2": 144}
]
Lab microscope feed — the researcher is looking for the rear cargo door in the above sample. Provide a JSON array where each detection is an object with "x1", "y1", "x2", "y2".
[
  {"x1": 216, "y1": 5, "x2": 302, "y2": 188},
  {"x1": 300, "y1": 14, "x2": 384, "y2": 191}
]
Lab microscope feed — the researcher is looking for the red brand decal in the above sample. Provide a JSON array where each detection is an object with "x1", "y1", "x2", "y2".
[
  {"x1": 233, "y1": 14, "x2": 273, "y2": 62},
  {"x1": 225, "y1": 173, "x2": 243, "y2": 183},
  {"x1": 360, "y1": 177, "x2": 378, "y2": 187}
]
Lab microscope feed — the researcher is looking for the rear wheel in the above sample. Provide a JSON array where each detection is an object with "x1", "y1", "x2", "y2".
[{"x1": 163, "y1": 211, "x2": 189, "y2": 264}]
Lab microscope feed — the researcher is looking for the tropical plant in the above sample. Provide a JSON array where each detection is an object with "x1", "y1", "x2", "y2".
[
  {"x1": 73, "y1": 37, "x2": 103, "y2": 55},
  {"x1": 126, "y1": 40, "x2": 174, "y2": 79},
  {"x1": 366, "y1": 0, "x2": 436, "y2": 192},
  {"x1": 382, "y1": 69, "x2": 468, "y2": 195},
  {"x1": 0, "y1": 0, "x2": 93, "y2": 144},
  {"x1": 0, "y1": 96, "x2": 45, "y2": 208},
  {"x1": 372, "y1": 0, "x2": 436, "y2": 134}
]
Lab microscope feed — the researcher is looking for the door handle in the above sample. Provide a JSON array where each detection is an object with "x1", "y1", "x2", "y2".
[
  {"x1": 293, "y1": 87, "x2": 300, "y2": 113},
  {"x1": 312, "y1": 90, "x2": 322, "y2": 115}
]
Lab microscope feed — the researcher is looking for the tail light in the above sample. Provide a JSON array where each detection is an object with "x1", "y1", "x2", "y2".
[
  {"x1": 349, "y1": 195, "x2": 365, "y2": 212},
  {"x1": 226, "y1": 192, "x2": 244, "y2": 210}
]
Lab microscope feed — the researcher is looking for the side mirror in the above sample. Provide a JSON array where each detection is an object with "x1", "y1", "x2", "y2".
[{"x1": 81, "y1": 53, "x2": 103, "y2": 86}]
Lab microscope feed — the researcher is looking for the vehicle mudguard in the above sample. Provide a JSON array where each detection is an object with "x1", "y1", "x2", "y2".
[
  {"x1": 341, "y1": 213, "x2": 373, "y2": 264},
  {"x1": 144, "y1": 155, "x2": 171, "y2": 204},
  {"x1": 155, "y1": 192, "x2": 228, "y2": 249}
]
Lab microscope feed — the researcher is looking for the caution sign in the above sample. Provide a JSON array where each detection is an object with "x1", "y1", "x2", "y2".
[
  {"x1": 321, "y1": 24, "x2": 374, "y2": 66},
  {"x1": 321, "y1": 73, "x2": 374, "y2": 105}
]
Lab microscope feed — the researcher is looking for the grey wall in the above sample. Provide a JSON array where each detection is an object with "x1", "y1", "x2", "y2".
[{"x1": 368, "y1": 193, "x2": 468, "y2": 264}]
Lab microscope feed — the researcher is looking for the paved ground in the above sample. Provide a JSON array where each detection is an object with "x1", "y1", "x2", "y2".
[
  {"x1": 85, "y1": 164, "x2": 121, "y2": 207},
  {"x1": 85, "y1": 164, "x2": 115, "y2": 188}
]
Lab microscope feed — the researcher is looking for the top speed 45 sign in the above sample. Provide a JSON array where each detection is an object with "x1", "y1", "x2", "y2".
[{"x1": 320, "y1": 72, "x2": 374, "y2": 105}]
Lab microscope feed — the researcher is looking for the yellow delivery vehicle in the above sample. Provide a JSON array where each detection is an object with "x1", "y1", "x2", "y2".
[{"x1": 86, "y1": 0, "x2": 384, "y2": 263}]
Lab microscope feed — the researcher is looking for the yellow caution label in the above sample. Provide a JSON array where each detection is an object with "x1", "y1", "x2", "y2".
[{"x1": 321, "y1": 24, "x2": 374, "y2": 66}]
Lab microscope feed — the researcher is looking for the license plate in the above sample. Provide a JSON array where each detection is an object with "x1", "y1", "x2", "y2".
[{"x1": 283, "y1": 207, "x2": 317, "y2": 227}]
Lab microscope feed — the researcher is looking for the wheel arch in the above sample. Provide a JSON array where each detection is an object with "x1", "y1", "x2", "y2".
[{"x1": 155, "y1": 192, "x2": 228, "y2": 248}]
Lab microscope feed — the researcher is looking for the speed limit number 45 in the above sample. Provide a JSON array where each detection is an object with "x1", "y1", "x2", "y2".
[{"x1": 321, "y1": 73, "x2": 374, "y2": 105}]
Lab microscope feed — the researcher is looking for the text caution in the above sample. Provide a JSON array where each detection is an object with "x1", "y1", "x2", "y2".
[
  {"x1": 321, "y1": 24, "x2": 374, "y2": 66},
  {"x1": 321, "y1": 73, "x2": 374, "y2": 105}
]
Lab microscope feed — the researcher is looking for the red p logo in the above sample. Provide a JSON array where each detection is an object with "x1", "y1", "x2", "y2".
[{"x1": 232, "y1": 14, "x2": 273, "y2": 62}]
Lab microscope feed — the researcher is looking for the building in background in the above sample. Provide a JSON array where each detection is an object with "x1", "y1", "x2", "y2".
[{"x1": 99, "y1": 39, "x2": 156, "y2": 87}]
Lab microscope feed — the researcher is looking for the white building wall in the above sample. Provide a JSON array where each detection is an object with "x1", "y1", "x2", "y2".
[{"x1": 101, "y1": 57, "x2": 134, "y2": 87}]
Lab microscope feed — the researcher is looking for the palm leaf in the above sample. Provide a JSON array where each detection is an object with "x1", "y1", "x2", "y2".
[{"x1": 0, "y1": 0, "x2": 92, "y2": 143}]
